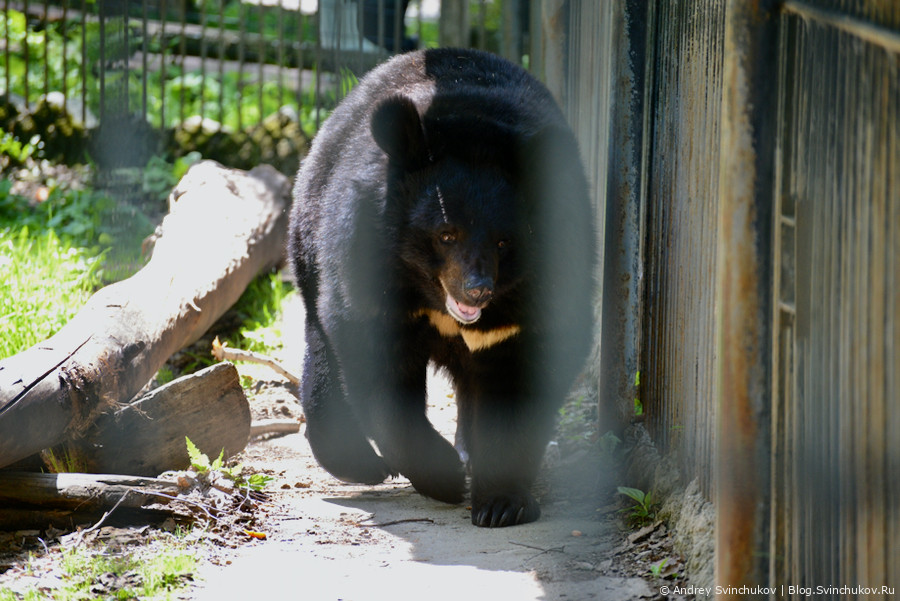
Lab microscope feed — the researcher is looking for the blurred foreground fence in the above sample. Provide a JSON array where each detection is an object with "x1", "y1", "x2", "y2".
[
  {"x1": 2, "y1": 0, "x2": 898, "y2": 597},
  {"x1": 584, "y1": 1, "x2": 899, "y2": 597}
]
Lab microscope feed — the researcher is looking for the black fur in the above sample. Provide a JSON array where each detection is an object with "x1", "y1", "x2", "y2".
[{"x1": 289, "y1": 48, "x2": 595, "y2": 527}]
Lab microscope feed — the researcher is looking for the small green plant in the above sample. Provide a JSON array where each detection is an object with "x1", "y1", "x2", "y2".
[
  {"x1": 185, "y1": 436, "x2": 272, "y2": 492},
  {"x1": 225, "y1": 271, "x2": 291, "y2": 355},
  {"x1": 40, "y1": 445, "x2": 87, "y2": 473},
  {"x1": 598, "y1": 431, "x2": 622, "y2": 456},
  {"x1": 649, "y1": 558, "x2": 669, "y2": 578},
  {"x1": 0, "y1": 128, "x2": 36, "y2": 167},
  {"x1": 633, "y1": 370, "x2": 643, "y2": 416},
  {"x1": 1, "y1": 538, "x2": 198, "y2": 600},
  {"x1": 617, "y1": 486, "x2": 659, "y2": 527}
]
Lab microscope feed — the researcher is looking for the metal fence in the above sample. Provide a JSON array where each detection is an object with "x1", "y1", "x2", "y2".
[
  {"x1": 587, "y1": 0, "x2": 899, "y2": 596},
  {"x1": 0, "y1": 0, "x2": 537, "y2": 175},
  {"x1": 3, "y1": 0, "x2": 899, "y2": 596}
]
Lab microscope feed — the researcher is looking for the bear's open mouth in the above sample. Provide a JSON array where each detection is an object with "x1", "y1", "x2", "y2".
[{"x1": 445, "y1": 294, "x2": 482, "y2": 324}]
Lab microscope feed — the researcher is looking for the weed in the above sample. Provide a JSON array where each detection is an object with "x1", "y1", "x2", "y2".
[
  {"x1": 633, "y1": 370, "x2": 643, "y2": 416},
  {"x1": 0, "y1": 540, "x2": 198, "y2": 601},
  {"x1": 185, "y1": 436, "x2": 272, "y2": 492},
  {"x1": 40, "y1": 444, "x2": 88, "y2": 473},
  {"x1": 225, "y1": 271, "x2": 291, "y2": 355},
  {"x1": 617, "y1": 486, "x2": 659, "y2": 527},
  {"x1": 598, "y1": 431, "x2": 622, "y2": 456},
  {"x1": 649, "y1": 558, "x2": 669, "y2": 578}
]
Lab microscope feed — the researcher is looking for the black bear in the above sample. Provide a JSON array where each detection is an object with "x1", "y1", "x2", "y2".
[{"x1": 289, "y1": 48, "x2": 595, "y2": 527}]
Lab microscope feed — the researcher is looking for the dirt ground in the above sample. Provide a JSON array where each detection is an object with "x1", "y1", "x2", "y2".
[
  {"x1": 186, "y1": 294, "x2": 689, "y2": 601},
  {"x1": 0, "y1": 294, "x2": 694, "y2": 601}
]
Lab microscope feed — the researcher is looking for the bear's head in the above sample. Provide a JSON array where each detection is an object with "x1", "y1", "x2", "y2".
[{"x1": 371, "y1": 95, "x2": 531, "y2": 325}]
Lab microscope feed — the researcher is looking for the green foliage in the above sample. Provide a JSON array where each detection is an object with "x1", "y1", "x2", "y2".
[
  {"x1": 633, "y1": 370, "x2": 643, "y2": 416},
  {"x1": 598, "y1": 431, "x2": 622, "y2": 456},
  {"x1": 649, "y1": 558, "x2": 670, "y2": 578},
  {"x1": 0, "y1": 180, "x2": 118, "y2": 359},
  {"x1": 0, "y1": 128, "x2": 36, "y2": 166},
  {"x1": 0, "y1": 227, "x2": 104, "y2": 359},
  {"x1": 1, "y1": 7, "x2": 327, "y2": 161},
  {"x1": 185, "y1": 436, "x2": 273, "y2": 492},
  {"x1": 0, "y1": 541, "x2": 197, "y2": 600},
  {"x1": 617, "y1": 486, "x2": 659, "y2": 528},
  {"x1": 142, "y1": 151, "x2": 201, "y2": 201},
  {"x1": 225, "y1": 271, "x2": 290, "y2": 355}
]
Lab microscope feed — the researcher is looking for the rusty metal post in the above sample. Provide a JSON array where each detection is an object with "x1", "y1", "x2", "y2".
[
  {"x1": 715, "y1": 0, "x2": 779, "y2": 595},
  {"x1": 439, "y1": 0, "x2": 468, "y2": 48},
  {"x1": 598, "y1": 0, "x2": 651, "y2": 430}
]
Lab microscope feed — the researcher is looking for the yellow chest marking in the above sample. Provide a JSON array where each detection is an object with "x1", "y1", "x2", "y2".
[{"x1": 414, "y1": 309, "x2": 521, "y2": 352}]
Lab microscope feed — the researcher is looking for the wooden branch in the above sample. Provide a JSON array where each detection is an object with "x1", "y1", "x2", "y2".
[
  {"x1": 211, "y1": 337, "x2": 300, "y2": 385},
  {"x1": 249, "y1": 418, "x2": 302, "y2": 438},
  {"x1": 0, "y1": 162, "x2": 291, "y2": 468},
  {"x1": 76, "y1": 362, "x2": 251, "y2": 476}
]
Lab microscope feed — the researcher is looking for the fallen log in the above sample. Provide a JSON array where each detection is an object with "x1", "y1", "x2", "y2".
[
  {"x1": 0, "y1": 472, "x2": 183, "y2": 531},
  {"x1": 76, "y1": 362, "x2": 251, "y2": 477},
  {"x1": 0, "y1": 472, "x2": 182, "y2": 510},
  {"x1": 0, "y1": 161, "x2": 291, "y2": 468}
]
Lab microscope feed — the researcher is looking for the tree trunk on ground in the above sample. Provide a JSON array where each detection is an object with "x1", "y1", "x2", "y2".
[
  {"x1": 0, "y1": 161, "x2": 291, "y2": 469},
  {"x1": 0, "y1": 472, "x2": 183, "y2": 531},
  {"x1": 77, "y1": 362, "x2": 251, "y2": 477}
]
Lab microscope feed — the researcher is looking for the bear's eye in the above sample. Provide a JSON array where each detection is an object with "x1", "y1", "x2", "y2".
[
  {"x1": 439, "y1": 232, "x2": 457, "y2": 244},
  {"x1": 497, "y1": 239, "x2": 510, "y2": 250}
]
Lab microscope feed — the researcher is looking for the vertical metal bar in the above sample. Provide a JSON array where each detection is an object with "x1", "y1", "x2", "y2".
[
  {"x1": 334, "y1": 0, "x2": 343, "y2": 93},
  {"x1": 199, "y1": 0, "x2": 207, "y2": 122},
  {"x1": 160, "y1": 0, "x2": 167, "y2": 129},
  {"x1": 313, "y1": 0, "x2": 322, "y2": 131},
  {"x1": 278, "y1": 0, "x2": 285, "y2": 110},
  {"x1": 257, "y1": 1, "x2": 264, "y2": 127},
  {"x1": 80, "y1": 0, "x2": 86, "y2": 125},
  {"x1": 61, "y1": 0, "x2": 68, "y2": 113},
  {"x1": 477, "y1": 0, "x2": 486, "y2": 50},
  {"x1": 237, "y1": 0, "x2": 245, "y2": 134},
  {"x1": 715, "y1": 0, "x2": 779, "y2": 595},
  {"x1": 416, "y1": 0, "x2": 423, "y2": 49},
  {"x1": 218, "y1": 0, "x2": 225, "y2": 125},
  {"x1": 377, "y1": 0, "x2": 385, "y2": 49},
  {"x1": 314, "y1": 1, "x2": 321, "y2": 132},
  {"x1": 98, "y1": 0, "x2": 105, "y2": 121},
  {"x1": 3, "y1": 0, "x2": 9, "y2": 103},
  {"x1": 42, "y1": 0, "x2": 49, "y2": 97},
  {"x1": 296, "y1": 7, "x2": 304, "y2": 114},
  {"x1": 142, "y1": 0, "x2": 149, "y2": 122},
  {"x1": 123, "y1": 0, "x2": 130, "y2": 116},
  {"x1": 179, "y1": 0, "x2": 186, "y2": 124},
  {"x1": 23, "y1": 0, "x2": 29, "y2": 103},
  {"x1": 598, "y1": 0, "x2": 651, "y2": 432},
  {"x1": 392, "y1": 0, "x2": 401, "y2": 54}
]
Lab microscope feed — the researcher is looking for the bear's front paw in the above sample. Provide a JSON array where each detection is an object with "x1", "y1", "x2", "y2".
[
  {"x1": 398, "y1": 435, "x2": 467, "y2": 504},
  {"x1": 471, "y1": 491, "x2": 540, "y2": 528}
]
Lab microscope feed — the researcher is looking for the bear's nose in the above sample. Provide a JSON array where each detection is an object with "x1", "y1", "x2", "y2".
[{"x1": 464, "y1": 277, "x2": 494, "y2": 304}]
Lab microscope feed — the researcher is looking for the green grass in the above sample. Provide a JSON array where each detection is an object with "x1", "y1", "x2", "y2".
[
  {"x1": 0, "y1": 540, "x2": 198, "y2": 600},
  {"x1": 0, "y1": 180, "x2": 113, "y2": 360},
  {"x1": 226, "y1": 271, "x2": 290, "y2": 354},
  {"x1": 0, "y1": 227, "x2": 104, "y2": 359}
]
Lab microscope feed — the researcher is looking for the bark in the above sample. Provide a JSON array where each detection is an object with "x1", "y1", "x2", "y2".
[
  {"x1": 77, "y1": 362, "x2": 251, "y2": 477},
  {"x1": 0, "y1": 161, "x2": 291, "y2": 468}
]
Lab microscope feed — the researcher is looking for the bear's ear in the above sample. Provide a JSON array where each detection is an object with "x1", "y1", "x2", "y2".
[{"x1": 371, "y1": 95, "x2": 430, "y2": 169}]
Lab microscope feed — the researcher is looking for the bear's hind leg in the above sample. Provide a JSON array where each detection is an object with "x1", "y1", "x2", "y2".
[{"x1": 301, "y1": 323, "x2": 394, "y2": 484}]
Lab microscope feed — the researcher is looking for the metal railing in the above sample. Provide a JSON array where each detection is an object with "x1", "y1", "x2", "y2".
[{"x1": 0, "y1": 0, "x2": 534, "y2": 174}]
